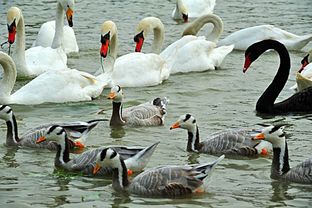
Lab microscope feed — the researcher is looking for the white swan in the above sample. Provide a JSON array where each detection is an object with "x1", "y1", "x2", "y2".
[
  {"x1": 159, "y1": 14, "x2": 234, "y2": 74},
  {"x1": 218, "y1": 25, "x2": 312, "y2": 51},
  {"x1": 32, "y1": 0, "x2": 79, "y2": 54},
  {"x1": 7, "y1": 6, "x2": 67, "y2": 79},
  {"x1": 172, "y1": 0, "x2": 216, "y2": 22},
  {"x1": 98, "y1": 18, "x2": 170, "y2": 87},
  {"x1": 290, "y1": 50, "x2": 312, "y2": 91},
  {"x1": 0, "y1": 51, "x2": 108, "y2": 105}
]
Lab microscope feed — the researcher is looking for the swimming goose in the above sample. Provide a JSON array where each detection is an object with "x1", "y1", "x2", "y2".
[
  {"x1": 172, "y1": 0, "x2": 216, "y2": 22},
  {"x1": 252, "y1": 125, "x2": 312, "y2": 184},
  {"x1": 243, "y1": 40, "x2": 312, "y2": 114},
  {"x1": 107, "y1": 85, "x2": 168, "y2": 127},
  {"x1": 98, "y1": 18, "x2": 170, "y2": 87},
  {"x1": 93, "y1": 147, "x2": 224, "y2": 197},
  {"x1": 159, "y1": 14, "x2": 233, "y2": 74},
  {"x1": 6, "y1": 6, "x2": 67, "y2": 79},
  {"x1": 218, "y1": 25, "x2": 312, "y2": 51},
  {"x1": 36, "y1": 126, "x2": 159, "y2": 176},
  {"x1": 32, "y1": 0, "x2": 79, "y2": 54},
  {"x1": 0, "y1": 50, "x2": 108, "y2": 105},
  {"x1": 0, "y1": 105, "x2": 104, "y2": 150},
  {"x1": 290, "y1": 50, "x2": 312, "y2": 91},
  {"x1": 170, "y1": 114, "x2": 272, "y2": 158}
]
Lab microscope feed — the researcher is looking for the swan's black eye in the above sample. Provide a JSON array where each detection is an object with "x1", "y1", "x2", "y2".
[{"x1": 134, "y1": 31, "x2": 144, "y2": 43}]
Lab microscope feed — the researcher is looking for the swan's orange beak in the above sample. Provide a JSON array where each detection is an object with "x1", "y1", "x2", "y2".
[
  {"x1": 107, "y1": 92, "x2": 116, "y2": 99},
  {"x1": 243, "y1": 55, "x2": 252, "y2": 73},
  {"x1": 170, "y1": 122, "x2": 181, "y2": 130},
  {"x1": 7, "y1": 21, "x2": 16, "y2": 44},
  {"x1": 100, "y1": 39, "x2": 109, "y2": 58},
  {"x1": 66, "y1": 8, "x2": 73, "y2": 27},
  {"x1": 36, "y1": 136, "x2": 46, "y2": 144},
  {"x1": 134, "y1": 31, "x2": 144, "y2": 52},
  {"x1": 74, "y1": 141, "x2": 85, "y2": 149},
  {"x1": 93, "y1": 163, "x2": 101, "y2": 175},
  {"x1": 252, "y1": 133, "x2": 265, "y2": 141}
]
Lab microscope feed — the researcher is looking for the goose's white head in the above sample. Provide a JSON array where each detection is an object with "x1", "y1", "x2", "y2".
[
  {"x1": 0, "y1": 105, "x2": 14, "y2": 121},
  {"x1": 170, "y1": 113, "x2": 197, "y2": 132},
  {"x1": 176, "y1": 0, "x2": 188, "y2": 23},
  {"x1": 6, "y1": 7, "x2": 22, "y2": 44},
  {"x1": 107, "y1": 85, "x2": 123, "y2": 103},
  {"x1": 134, "y1": 17, "x2": 164, "y2": 53},
  {"x1": 58, "y1": 0, "x2": 75, "y2": 27},
  {"x1": 93, "y1": 148, "x2": 120, "y2": 174},
  {"x1": 36, "y1": 125, "x2": 67, "y2": 145},
  {"x1": 100, "y1": 21, "x2": 117, "y2": 58},
  {"x1": 252, "y1": 125, "x2": 286, "y2": 148}
]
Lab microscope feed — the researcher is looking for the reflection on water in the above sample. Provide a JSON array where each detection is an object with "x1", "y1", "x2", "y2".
[{"x1": 110, "y1": 126, "x2": 126, "y2": 138}]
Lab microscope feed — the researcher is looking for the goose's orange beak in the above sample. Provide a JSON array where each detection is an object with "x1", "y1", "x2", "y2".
[
  {"x1": 170, "y1": 122, "x2": 180, "y2": 130},
  {"x1": 252, "y1": 133, "x2": 265, "y2": 140},
  {"x1": 107, "y1": 92, "x2": 116, "y2": 99},
  {"x1": 66, "y1": 8, "x2": 73, "y2": 27},
  {"x1": 74, "y1": 141, "x2": 85, "y2": 149},
  {"x1": 36, "y1": 136, "x2": 46, "y2": 144},
  {"x1": 93, "y1": 163, "x2": 101, "y2": 175}
]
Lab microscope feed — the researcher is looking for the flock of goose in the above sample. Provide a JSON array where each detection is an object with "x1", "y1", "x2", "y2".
[{"x1": 0, "y1": 0, "x2": 312, "y2": 198}]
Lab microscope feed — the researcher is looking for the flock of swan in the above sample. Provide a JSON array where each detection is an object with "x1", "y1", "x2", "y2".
[{"x1": 0, "y1": 0, "x2": 312, "y2": 198}]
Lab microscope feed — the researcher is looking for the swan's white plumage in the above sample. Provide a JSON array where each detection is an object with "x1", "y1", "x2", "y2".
[
  {"x1": 172, "y1": 0, "x2": 216, "y2": 21},
  {"x1": 290, "y1": 64, "x2": 312, "y2": 91},
  {"x1": 218, "y1": 25, "x2": 312, "y2": 51},
  {"x1": 32, "y1": 21, "x2": 79, "y2": 54}
]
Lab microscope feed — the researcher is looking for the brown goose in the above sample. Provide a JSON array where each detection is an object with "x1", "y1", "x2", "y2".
[
  {"x1": 107, "y1": 85, "x2": 168, "y2": 127},
  {"x1": 243, "y1": 39, "x2": 312, "y2": 114},
  {"x1": 93, "y1": 147, "x2": 224, "y2": 197},
  {"x1": 36, "y1": 126, "x2": 159, "y2": 176},
  {"x1": 170, "y1": 114, "x2": 272, "y2": 158},
  {"x1": 252, "y1": 125, "x2": 312, "y2": 184},
  {"x1": 0, "y1": 105, "x2": 104, "y2": 150}
]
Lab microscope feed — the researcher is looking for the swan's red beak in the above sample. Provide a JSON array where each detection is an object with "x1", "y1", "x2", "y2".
[
  {"x1": 170, "y1": 122, "x2": 181, "y2": 130},
  {"x1": 134, "y1": 31, "x2": 144, "y2": 52},
  {"x1": 66, "y1": 7, "x2": 73, "y2": 27},
  {"x1": 7, "y1": 21, "x2": 16, "y2": 44},
  {"x1": 243, "y1": 56, "x2": 252, "y2": 73},
  {"x1": 100, "y1": 39, "x2": 109, "y2": 58}
]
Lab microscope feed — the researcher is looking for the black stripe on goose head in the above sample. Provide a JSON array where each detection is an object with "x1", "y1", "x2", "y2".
[
  {"x1": 183, "y1": 114, "x2": 191, "y2": 122},
  {"x1": 0, "y1": 105, "x2": 7, "y2": 111},
  {"x1": 47, "y1": 125, "x2": 61, "y2": 135},
  {"x1": 269, "y1": 124, "x2": 285, "y2": 134},
  {"x1": 110, "y1": 150, "x2": 117, "y2": 159},
  {"x1": 100, "y1": 148, "x2": 108, "y2": 161},
  {"x1": 152, "y1": 97, "x2": 161, "y2": 106},
  {"x1": 116, "y1": 85, "x2": 121, "y2": 93}
]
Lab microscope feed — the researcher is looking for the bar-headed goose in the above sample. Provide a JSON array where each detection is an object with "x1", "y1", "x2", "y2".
[
  {"x1": 170, "y1": 114, "x2": 272, "y2": 158},
  {"x1": 36, "y1": 126, "x2": 159, "y2": 176},
  {"x1": 0, "y1": 105, "x2": 103, "y2": 150},
  {"x1": 93, "y1": 147, "x2": 224, "y2": 197},
  {"x1": 107, "y1": 85, "x2": 168, "y2": 127},
  {"x1": 252, "y1": 125, "x2": 312, "y2": 184}
]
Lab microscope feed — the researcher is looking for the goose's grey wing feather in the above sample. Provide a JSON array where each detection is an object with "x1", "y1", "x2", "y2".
[
  {"x1": 284, "y1": 158, "x2": 312, "y2": 184},
  {"x1": 128, "y1": 165, "x2": 202, "y2": 196},
  {"x1": 20, "y1": 127, "x2": 58, "y2": 150},
  {"x1": 110, "y1": 146, "x2": 144, "y2": 159}
]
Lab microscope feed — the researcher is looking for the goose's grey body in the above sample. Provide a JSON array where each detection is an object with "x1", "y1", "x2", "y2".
[
  {"x1": 253, "y1": 125, "x2": 312, "y2": 184},
  {"x1": 107, "y1": 85, "x2": 169, "y2": 127},
  {"x1": 95, "y1": 148, "x2": 224, "y2": 197},
  {"x1": 170, "y1": 114, "x2": 272, "y2": 158},
  {"x1": 0, "y1": 105, "x2": 103, "y2": 150}
]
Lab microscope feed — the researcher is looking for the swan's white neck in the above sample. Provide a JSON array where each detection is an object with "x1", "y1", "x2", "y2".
[
  {"x1": 13, "y1": 12, "x2": 30, "y2": 77},
  {"x1": 51, "y1": 2, "x2": 64, "y2": 49},
  {"x1": 182, "y1": 14, "x2": 223, "y2": 43},
  {"x1": 150, "y1": 20, "x2": 164, "y2": 54},
  {"x1": 0, "y1": 53, "x2": 16, "y2": 103}
]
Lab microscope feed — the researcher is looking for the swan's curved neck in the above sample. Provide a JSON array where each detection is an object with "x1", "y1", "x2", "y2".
[
  {"x1": 187, "y1": 125, "x2": 200, "y2": 152},
  {"x1": 110, "y1": 32, "x2": 118, "y2": 60},
  {"x1": 256, "y1": 42, "x2": 290, "y2": 113},
  {"x1": 110, "y1": 101, "x2": 126, "y2": 127},
  {"x1": 5, "y1": 114, "x2": 20, "y2": 145},
  {"x1": 151, "y1": 23, "x2": 164, "y2": 54},
  {"x1": 270, "y1": 138, "x2": 290, "y2": 179},
  {"x1": 55, "y1": 136, "x2": 70, "y2": 167},
  {"x1": 182, "y1": 14, "x2": 223, "y2": 43},
  {"x1": 112, "y1": 158, "x2": 130, "y2": 191},
  {"x1": 51, "y1": 2, "x2": 64, "y2": 49},
  {"x1": 0, "y1": 53, "x2": 16, "y2": 101},
  {"x1": 13, "y1": 12, "x2": 29, "y2": 76}
]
